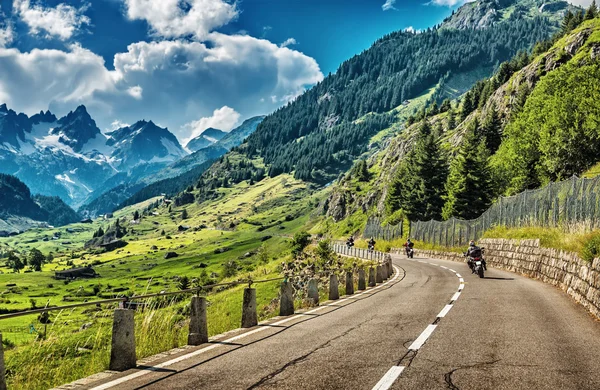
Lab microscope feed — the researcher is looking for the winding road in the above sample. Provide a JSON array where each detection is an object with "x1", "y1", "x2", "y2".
[{"x1": 78, "y1": 254, "x2": 600, "y2": 390}]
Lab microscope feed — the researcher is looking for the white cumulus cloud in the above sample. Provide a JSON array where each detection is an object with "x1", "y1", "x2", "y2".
[
  {"x1": 123, "y1": 0, "x2": 238, "y2": 40},
  {"x1": 0, "y1": 44, "x2": 115, "y2": 115},
  {"x1": 382, "y1": 0, "x2": 397, "y2": 11},
  {"x1": 127, "y1": 85, "x2": 143, "y2": 100},
  {"x1": 109, "y1": 120, "x2": 129, "y2": 131},
  {"x1": 0, "y1": 24, "x2": 14, "y2": 48},
  {"x1": 13, "y1": 0, "x2": 91, "y2": 41},
  {"x1": 183, "y1": 106, "x2": 240, "y2": 144},
  {"x1": 110, "y1": 34, "x2": 323, "y2": 138},
  {"x1": 280, "y1": 38, "x2": 297, "y2": 48}
]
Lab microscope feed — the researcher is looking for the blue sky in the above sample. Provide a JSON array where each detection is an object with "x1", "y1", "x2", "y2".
[{"x1": 0, "y1": 0, "x2": 461, "y2": 143}]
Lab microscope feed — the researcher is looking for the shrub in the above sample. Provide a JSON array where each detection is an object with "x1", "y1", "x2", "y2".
[{"x1": 581, "y1": 233, "x2": 600, "y2": 262}]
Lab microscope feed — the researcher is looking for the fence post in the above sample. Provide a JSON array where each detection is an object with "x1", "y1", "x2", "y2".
[
  {"x1": 109, "y1": 308, "x2": 136, "y2": 371},
  {"x1": 241, "y1": 288, "x2": 258, "y2": 328},
  {"x1": 376, "y1": 265, "x2": 384, "y2": 283},
  {"x1": 329, "y1": 274, "x2": 339, "y2": 300},
  {"x1": 346, "y1": 271, "x2": 354, "y2": 295},
  {"x1": 308, "y1": 278, "x2": 319, "y2": 306},
  {"x1": 368, "y1": 267, "x2": 376, "y2": 287},
  {"x1": 0, "y1": 333, "x2": 6, "y2": 390},
  {"x1": 358, "y1": 268, "x2": 366, "y2": 290},
  {"x1": 279, "y1": 281, "x2": 294, "y2": 316},
  {"x1": 188, "y1": 296, "x2": 209, "y2": 345}
]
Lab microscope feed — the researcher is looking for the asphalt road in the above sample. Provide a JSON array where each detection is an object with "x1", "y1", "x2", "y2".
[{"x1": 84, "y1": 255, "x2": 600, "y2": 390}]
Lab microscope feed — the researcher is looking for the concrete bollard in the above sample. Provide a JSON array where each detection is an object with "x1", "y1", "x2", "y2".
[
  {"x1": 188, "y1": 296, "x2": 208, "y2": 346},
  {"x1": 109, "y1": 308, "x2": 136, "y2": 371},
  {"x1": 381, "y1": 263, "x2": 388, "y2": 281},
  {"x1": 279, "y1": 281, "x2": 295, "y2": 316},
  {"x1": 345, "y1": 271, "x2": 354, "y2": 295},
  {"x1": 376, "y1": 265, "x2": 384, "y2": 283},
  {"x1": 308, "y1": 278, "x2": 319, "y2": 306},
  {"x1": 0, "y1": 333, "x2": 6, "y2": 390},
  {"x1": 329, "y1": 274, "x2": 339, "y2": 300},
  {"x1": 358, "y1": 268, "x2": 366, "y2": 290},
  {"x1": 368, "y1": 267, "x2": 376, "y2": 287},
  {"x1": 388, "y1": 259, "x2": 394, "y2": 277},
  {"x1": 241, "y1": 288, "x2": 258, "y2": 328}
]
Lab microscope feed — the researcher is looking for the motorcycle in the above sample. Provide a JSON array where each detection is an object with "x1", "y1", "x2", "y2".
[
  {"x1": 405, "y1": 246, "x2": 414, "y2": 258},
  {"x1": 368, "y1": 244, "x2": 375, "y2": 252},
  {"x1": 346, "y1": 240, "x2": 355, "y2": 248},
  {"x1": 467, "y1": 247, "x2": 486, "y2": 278}
]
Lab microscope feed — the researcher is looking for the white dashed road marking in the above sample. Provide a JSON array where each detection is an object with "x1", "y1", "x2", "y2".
[
  {"x1": 371, "y1": 257, "x2": 465, "y2": 390},
  {"x1": 372, "y1": 366, "x2": 406, "y2": 390}
]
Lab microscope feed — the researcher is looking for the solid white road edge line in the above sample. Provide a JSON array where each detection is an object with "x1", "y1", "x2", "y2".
[
  {"x1": 371, "y1": 366, "x2": 406, "y2": 390},
  {"x1": 89, "y1": 264, "x2": 402, "y2": 390}
]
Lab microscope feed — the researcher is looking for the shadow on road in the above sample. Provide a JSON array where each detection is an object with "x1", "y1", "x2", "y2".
[
  {"x1": 127, "y1": 267, "x2": 407, "y2": 390},
  {"x1": 483, "y1": 277, "x2": 514, "y2": 281}
]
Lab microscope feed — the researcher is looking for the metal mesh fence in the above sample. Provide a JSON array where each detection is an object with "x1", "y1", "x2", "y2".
[
  {"x1": 411, "y1": 175, "x2": 600, "y2": 246},
  {"x1": 363, "y1": 217, "x2": 403, "y2": 241}
]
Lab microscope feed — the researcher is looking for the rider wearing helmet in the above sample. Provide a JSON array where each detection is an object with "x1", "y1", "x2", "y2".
[
  {"x1": 368, "y1": 237, "x2": 376, "y2": 248},
  {"x1": 403, "y1": 238, "x2": 414, "y2": 256},
  {"x1": 465, "y1": 240, "x2": 487, "y2": 273}
]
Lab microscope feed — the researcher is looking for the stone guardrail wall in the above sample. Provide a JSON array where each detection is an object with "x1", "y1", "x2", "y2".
[{"x1": 393, "y1": 238, "x2": 600, "y2": 319}]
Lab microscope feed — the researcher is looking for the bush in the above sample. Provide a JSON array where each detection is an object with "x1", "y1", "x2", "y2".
[{"x1": 581, "y1": 233, "x2": 600, "y2": 262}]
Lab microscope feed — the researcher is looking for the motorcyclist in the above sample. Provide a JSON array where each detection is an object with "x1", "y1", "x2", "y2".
[
  {"x1": 403, "y1": 238, "x2": 414, "y2": 256},
  {"x1": 465, "y1": 240, "x2": 487, "y2": 273},
  {"x1": 346, "y1": 236, "x2": 355, "y2": 247},
  {"x1": 368, "y1": 237, "x2": 376, "y2": 251}
]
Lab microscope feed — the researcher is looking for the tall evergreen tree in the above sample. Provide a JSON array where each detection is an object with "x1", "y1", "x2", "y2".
[
  {"x1": 355, "y1": 160, "x2": 370, "y2": 182},
  {"x1": 460, "y1": 92, "x2": 474, "y2": 122},
  {"x1": 481, "y1": 105, "x2": 502, "y2": 154},
  {"x1": 386, "y1": 120, "x2": 448, "y2": 221},
  {"x1": 562, "y1": 10, "x2": 574, "y2": 33},
  {"x1": 446, "y1": 108, "x2": 456, "y2": 131},
  {"x1": 585, "y1": 0, "x2": 598, "y2": 20},
  {"x1": 442, "y1": 123, "x2": 493, "y2": 220},
  {"x1": 439, "y1": 99, "x2": 452, "y2": 113}
]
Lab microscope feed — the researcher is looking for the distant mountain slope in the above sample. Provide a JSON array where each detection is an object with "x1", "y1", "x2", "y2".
[
  {"x1": 442, "y1": 0, "x2": 576, "y2": 30},
  {"x1": 186, "y1": 128, "x2": 227, "y2": 152},
  {"x1": 80, "y1": 116, "x2": 264, "y2": 215},
  {"x1": 0, "y1": 105, "x2": 188, "y2": 209},
  {"x1": 323, "y1": 14, "x2": 600, "y2": 224},
  {"x1": 238, "y1": 0, "x2": 567, "y2": 184},
  {"x1": 0, "y1": 174, "x2": 81, "y2": 233}
]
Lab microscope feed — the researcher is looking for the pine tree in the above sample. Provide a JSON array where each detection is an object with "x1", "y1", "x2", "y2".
[
  {"x1": 386, "y1": 120, "x2": 447, "y2": 220},
  {"x1": 442, "y1": 123, "x2": 492, "y2": 220},
  {"x1": 585, "y1": 0, "x2": 598, "y2": 20},
  {"x1": 181, "y1": 209, "x2": 188, "y2": 220},
  {"x1": 460, "y1": 92, "x2": 474, "y2": 122},
  {"x1": 439, "y1": 99, "x2": 452, "y2": 113},
  {"x1": 355, "y1": 160, "x2": 370, "y2": 181},
  {"x1": 562, "y1": 10, "x2": 574, "y2": 33},
  {"x1": 481, "y1": 105, "x2": 502, "y2": 154},
  {"x1": 446, "y1": 108, "x2": 456, "y2": 131}
]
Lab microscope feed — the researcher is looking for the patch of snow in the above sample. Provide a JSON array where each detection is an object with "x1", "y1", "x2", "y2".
[
  {"x1": 55, "y1": 174, "x2": 76, "y2": 184},
  {"x1": 160, "y1": 137, "x2": 187, "y2": 158},
  {"x1": 1, "y1": 142, "x2": 18, "y2": 153},
  {"x1": 203, "y1": 135, "x2": 219, "y2": 143},
  {"x1": 81, "y1": 132, "x2": 114, "y2": 156}
]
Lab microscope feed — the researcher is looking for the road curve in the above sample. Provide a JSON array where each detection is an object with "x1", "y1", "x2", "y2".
[{"x1": 81, "y1": 255, "x2": 600, "y2": 390}]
